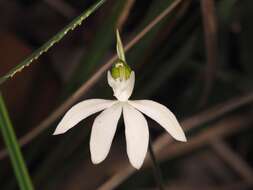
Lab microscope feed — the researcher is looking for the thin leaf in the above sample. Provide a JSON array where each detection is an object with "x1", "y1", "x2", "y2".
[
  {"x1": 0, "y1": 93, "x2": 34, "y2": 190},
  {"x1": 0, "y1": 0, "x2": 106, "y2": 85}
]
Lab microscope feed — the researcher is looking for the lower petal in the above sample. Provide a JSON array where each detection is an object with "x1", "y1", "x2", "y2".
[
  {"x1": 129, "y1": 100, "x2": 186, "y2": 142},
  {"x1": 123, "y1": 103, "x2": 149, "y2": 169},
  {"x1": 90, "y1": 102, "x2": 122, "y2": 164}
]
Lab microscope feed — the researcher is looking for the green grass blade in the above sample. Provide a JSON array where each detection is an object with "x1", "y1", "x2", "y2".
[
  {"x1": 0, "y1": 0, "x2": 106, "y2": 85},
  {"x1": 0, "y1": 93, "x2": 34, "y2": 190}
]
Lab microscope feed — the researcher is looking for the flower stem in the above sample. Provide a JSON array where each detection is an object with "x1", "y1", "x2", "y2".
[{"x1": 149, "y1": 139, "x2": 165, "y2": 190}]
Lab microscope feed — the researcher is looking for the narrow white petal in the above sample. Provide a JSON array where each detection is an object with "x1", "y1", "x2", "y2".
[
  {"x1": 53, "y1": 99, "x2": 115, "y2": 135},
  {"x1": 129, "y1": 100, "x2": 186, "y2": 142},
  {"x1": 90, "y1": 102, "x2": 122, "y2": 164},
  {"x1": 123, "y1": 103, "x2": 149, "y2": 169}
]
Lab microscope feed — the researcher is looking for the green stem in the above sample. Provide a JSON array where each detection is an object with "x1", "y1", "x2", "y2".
[
  {"x1": 149, "y1": 140, "x2": 165, "y2": 190},
  {"x1": 0, "y1": 0, "x2": 106, "y2": 85},
  {"x1": 0, "y1": 93, "x2": 34, "y2": 190}
]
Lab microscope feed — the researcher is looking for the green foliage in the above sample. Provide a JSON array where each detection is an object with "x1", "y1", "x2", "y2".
[
  {"x1": 0, "y1": 93, "x2": 34, "y2": 190},
  {"x1": 0, "y1": 0, "x2": 106, "y2": 85}
]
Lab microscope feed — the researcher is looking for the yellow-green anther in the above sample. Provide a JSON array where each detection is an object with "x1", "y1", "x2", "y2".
[
  {"x1": 111, "y1": 59, "x2": 131, "y2": 80},
  {"x1": 116, "y1": 29, "x2": 126, "y2": 62}
]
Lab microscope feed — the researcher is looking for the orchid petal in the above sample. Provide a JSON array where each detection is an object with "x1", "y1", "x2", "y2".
[
  {"x1": 129, "y1": 100, "x2": 186, "y2": 142},
  {"x1": 90, "y1": 102, "x2": 122, "y2": 164},
  {"x1": 123, "y1": 103, "x2": 149, "y2": 169},
  {"x1": 53, "y1": 99, "x2": 115, "y2": 135}
]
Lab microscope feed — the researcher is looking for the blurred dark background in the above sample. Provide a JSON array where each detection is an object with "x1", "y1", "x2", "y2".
[{"x1": 0, "y1": 0, "x2": 253, "y2": 189}]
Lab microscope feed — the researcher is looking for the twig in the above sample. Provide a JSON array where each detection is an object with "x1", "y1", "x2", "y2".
[
  {"x1": 149, "y1": 141, "x2": 165, "y2": 190},
  {"x1": 211, "y1": 139, "x2": 253, "y2": 185},
  {"x1": 117, "y1": 0, "x2": 135, "y2": 30},
  {"x1": 199, "y1": 0, "x2": 218, "y2": 106},
  {"x1": 157, "y1": 115, "x2": 252, "y2": 162},
  {"x1": 124, "y1": 0, "x2": 182, "y2": 50},
  {"x1": 0, "y1": 0, "x2": 183, "y2": 160},
  {"x1": 138, "y1": 0, "x2": 191, "y2": 69}
]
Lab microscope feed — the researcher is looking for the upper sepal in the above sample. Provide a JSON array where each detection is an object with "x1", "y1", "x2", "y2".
[{"x1": 116, "y1": 29, "x2": 126, "y2": 62}]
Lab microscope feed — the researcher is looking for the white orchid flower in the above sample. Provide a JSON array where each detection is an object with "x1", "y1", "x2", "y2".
[{"x1": 53, "y1": 30, "x2": 186, "y2": 169}]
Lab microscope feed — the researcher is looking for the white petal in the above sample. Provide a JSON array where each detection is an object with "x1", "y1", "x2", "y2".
[
  {"x1": 129, "y1": 100, "x2": 186, "y2": 142},
  {"x1": 53, "y1": 99, "x2": 115, "y2": 135},
  {"x1": 107, "y1": 71, "x2": 135, "y2": 101},
  {"x1": 123, "y1": 103, "x2": 149, "y2": 169},
  {"x1": 90, "y1": 102, "x2": 122, "y2": 164}
]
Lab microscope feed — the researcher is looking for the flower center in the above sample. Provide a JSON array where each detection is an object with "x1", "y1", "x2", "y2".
[{"x1": 111, "y1": 59, "x2": 131, "y2": 80}]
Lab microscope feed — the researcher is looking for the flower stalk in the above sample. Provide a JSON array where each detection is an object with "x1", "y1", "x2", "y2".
[{"x1": 149, "y1": 140, "x2": 165, "y2": 190}]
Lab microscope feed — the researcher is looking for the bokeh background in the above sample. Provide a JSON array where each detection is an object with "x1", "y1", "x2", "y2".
[{"x1": 0, "y1": 0, "x2": 253, "y2": 189}]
